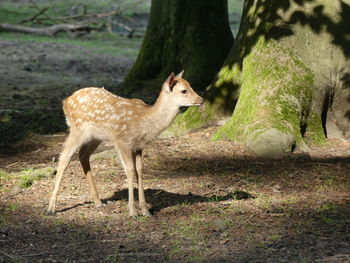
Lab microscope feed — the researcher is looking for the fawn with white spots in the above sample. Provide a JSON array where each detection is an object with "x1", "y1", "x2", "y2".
[{"x1": 47, "y1": 71, "x2": 204, "y2": 217}]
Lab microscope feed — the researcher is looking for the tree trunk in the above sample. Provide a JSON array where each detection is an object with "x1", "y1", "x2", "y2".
[
  {"x1": 123, "y1": 0, "x2": 234, "y2": 96},
  {"x1": 173, "y1": 0, "x2": 350, "y2": 158}
]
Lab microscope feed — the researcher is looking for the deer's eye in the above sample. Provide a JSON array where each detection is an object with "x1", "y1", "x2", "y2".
[{"x1": 181, "y1": 89, "x2": 187, "y2": 94}]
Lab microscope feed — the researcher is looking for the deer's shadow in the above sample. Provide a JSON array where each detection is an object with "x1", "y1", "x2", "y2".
[
  {"x1": 56, "y1": 188, "x2": 253, "y2": 214},
  {"x1": 103, "y1": 188, "x2": 253, "y2": 213}
]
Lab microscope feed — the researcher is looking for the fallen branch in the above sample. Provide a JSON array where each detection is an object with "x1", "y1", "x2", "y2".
[
  {"x1": 20, "y1": 6, "x2": 50, "y2": 24},
  {"x1": 0, "y1": 23, "x2": 94, "y2": 37},
  {"x1": 33, "y1": 9, "x2": 121, "y2": 23},
  {"x1": 110, "y1": 21, "x2": 135, "y2": 37},
  {"x1": 25, "y1": 0, "x2": 144, "y2": 24},
  {"x1": 2, "y1": 0, "x2": 146, "y2": 38}
]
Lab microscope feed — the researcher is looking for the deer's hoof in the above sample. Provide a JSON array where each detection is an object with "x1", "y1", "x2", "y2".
[
  {"x1": 142, "y1": 210, "x2": 152, "y2": 217},
  {"x1": 45, "y1": 210, "x2": 56, "y2": 216}
]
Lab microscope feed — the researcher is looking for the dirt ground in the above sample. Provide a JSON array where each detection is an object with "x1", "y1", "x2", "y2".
[
  {"x1": 0, "y1": 126, "x2": 350, "y2": 263},
  {"x1": 0, "y1": 37, "x2": 350, "y2": 263}
]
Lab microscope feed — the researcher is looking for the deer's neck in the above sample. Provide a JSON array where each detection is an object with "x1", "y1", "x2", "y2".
[{"x1": 144, "y1": 91, "x2": 179, "y2": 135}]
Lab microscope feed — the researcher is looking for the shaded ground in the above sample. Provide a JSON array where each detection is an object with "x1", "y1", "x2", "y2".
[
  {"x1": 0, "y1": 127, "x2": 350, "y2": 263},
  {"x1": 0, "y1": 35, "x2": 140, "y2": 147}
]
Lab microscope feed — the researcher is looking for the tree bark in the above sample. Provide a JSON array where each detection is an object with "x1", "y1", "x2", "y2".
[
  {"x1": 173, "y1": 0, "x2": 350, "y2": 158},
  {"x1": 122, "y1": 0, "x2": 234, "y2": 95}
]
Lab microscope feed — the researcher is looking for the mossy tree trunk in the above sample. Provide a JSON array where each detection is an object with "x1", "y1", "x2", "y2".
[
  {"x1": 123, "y1": 0, "x2": 233, "y2": 96},
  {"x1": 174, "y1": 0, "x2": 350, "y2": 158}
]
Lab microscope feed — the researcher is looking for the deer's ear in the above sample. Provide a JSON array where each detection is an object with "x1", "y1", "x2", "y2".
[
  {"x1": 163, "y1": 72, "x2": 177, "y2": 93},
  {"x1": 176, "y1": 70, "x2": 184, "y2": 78}
]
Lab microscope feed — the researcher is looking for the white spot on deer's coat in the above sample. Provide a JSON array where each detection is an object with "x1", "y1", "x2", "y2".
[
  {"x1": 120, "y1": 109, "x2": 126, "y2": 117},
  {"x1": 111, "y1": 114, "x2": 120, "y2": 120},
  {"x1": 79, "y1": 97, "x2": 88, "y2": 103}
]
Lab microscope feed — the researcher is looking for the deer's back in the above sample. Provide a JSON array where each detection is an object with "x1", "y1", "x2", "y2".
[{"x1": 63, "y1": 88, "x2": 149, "y2": 138}]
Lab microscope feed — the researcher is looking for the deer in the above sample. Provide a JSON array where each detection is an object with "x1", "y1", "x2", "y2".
[{"x1": 47, "y1": 71, "x2": 204, "y2": 218}]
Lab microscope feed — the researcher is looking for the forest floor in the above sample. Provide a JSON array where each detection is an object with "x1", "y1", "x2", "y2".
[
  {"x1": 0, "y1": 6, "x2": 350, "y2": 262},
  {"x1": 0, "y1": 126, "x2": 350, "y2": 263}
]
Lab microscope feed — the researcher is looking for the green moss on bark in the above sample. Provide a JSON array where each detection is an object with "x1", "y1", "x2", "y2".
[
  {"x1": 304, "y1": 112, "x2": 327, "y2": 145},
  {"x1": 213, "y1": 38, "x2": 316, "y2": 156}
]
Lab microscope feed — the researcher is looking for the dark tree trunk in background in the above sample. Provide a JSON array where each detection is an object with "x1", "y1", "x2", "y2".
[
  {"x1": 172, "y1": 0, "x2": 350, "y2": 158},
  {"x1": 123, "y1": 0, "x2": 234, "y2": 96}
]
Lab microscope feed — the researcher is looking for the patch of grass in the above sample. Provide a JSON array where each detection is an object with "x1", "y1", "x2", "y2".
[
  {"x1": 178, "y1": 200, "x2": 192, "y2": 207},
  {"x1": 316, "y1": 203, "x2": 337, "y2": 213},
  {"x1": 315, "y1": 175, "x2": 340, "y2": 192},
  {"x1": 0, "y1": 215, "x2": 10, "y2": 226},
  {"x1": 136, "y1": 215, "x2": 150, "y2": 222},
  {"x1": 0, "y1": 32, "x2": 141, "y2": 57},
  {"x1": 319, "y1": 215, "x2": 334, "y2": 224},
  {"x1": 167, "y1": 216, "x2": 213, "y2": 262},
  {"x1": 17, "y1": 167, "x2": 55, "y2": 188},
  {"x1": 6, "y1": 203, "x2": 19, "y2": 212},
  {"x1": 0, "y1": 169, "x2": 9, "y2": 177},
  {"x1": 316, "y1": 203, "x2": 338, "y2": 224},
  {"x1": 284, "y1": 196, "x2": 299, "y2": 205},
  {"x1": 269, "y1": 233, "x2": 282, "y2": 241},
  {"x1": 255, "y1": 195, "x2": 274, "y2": 209},
  {"x1": 144, "y1": 178, "x2": 160, "y2": 183},
  {"x1": 255, "y1": 242, "x2": 267, "y2": 248},
  {"x1": 105, "y1": 247, "x2": 122, "y2": 263},
  {"x1": 207, "y1": 195, "x2": 224, "y2": 202},
  {"x1": 0, "y1": 5, "x2": 30, "y2": 24},
  {"x1": 18, "y1": 168, "x2": 35, "y2": 188}
]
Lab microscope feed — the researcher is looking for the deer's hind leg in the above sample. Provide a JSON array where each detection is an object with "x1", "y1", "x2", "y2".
[
  {"x1": 135, "y1": 150, "x2": 151, "y2": 217},
  {"x1": 79, "y1": 139, "x2": 102, "y2": 207}
]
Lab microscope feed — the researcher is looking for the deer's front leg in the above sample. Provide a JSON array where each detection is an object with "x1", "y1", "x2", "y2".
[
  {"x1": 118, "y1": 146, "x2": 138, "y2": 218},
  {"x1": 135, "y1": 150, "x2": 151, "y2": 217}
]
